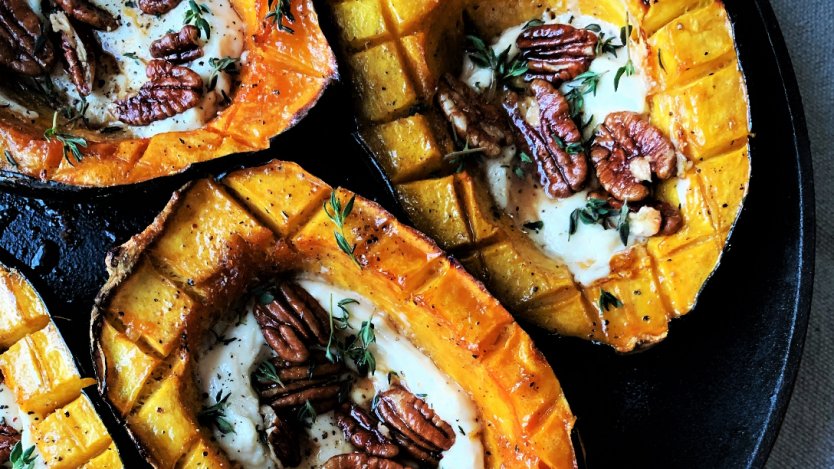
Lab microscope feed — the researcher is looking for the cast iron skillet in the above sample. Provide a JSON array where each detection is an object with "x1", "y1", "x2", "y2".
[{"x1": 0, "y1": 0, "x2": 814, "y2": 467}]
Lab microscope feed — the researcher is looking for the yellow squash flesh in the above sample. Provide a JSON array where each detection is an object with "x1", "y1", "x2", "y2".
[
  {"x1": 90, "y1": 160, "x2": 577, "y2": 468},
  {"x1": 0, "y1": 0, "x2": 336, "y2": 187},
  {"x1": 0, "y1": 264, "x2": 123, "y2": 468},
  {"x1": 327, "y1": 0, "x2": 751, "y2": 351}
]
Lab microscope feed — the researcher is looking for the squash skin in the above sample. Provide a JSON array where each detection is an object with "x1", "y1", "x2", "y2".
[
  {"x1": 0, "y1": 264, "x2": 123, "y2": 467},
  {"x1": 90, "y1": 160, "x2": 577, "y2": 468},
  {"x1": 327, "y1": 0, "x2": 751, "y2": 352},
  {"x1": 0, "y1": 0, "x2": 337, "y2": 188}
]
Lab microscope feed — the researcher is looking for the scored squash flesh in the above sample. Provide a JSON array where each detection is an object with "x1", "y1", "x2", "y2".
[
  {"x1": 90, "y1": 160, "x2": 577, "y2": 468},
  {"x1": 327, "y1": 0, "x2": 751, "y2": 351},
  {"x1": 0, "y1": 0, "x2": 336, "y2": 187},
  {"x1": 0, "y1": 264, "x2": 123, "y2": 468}
]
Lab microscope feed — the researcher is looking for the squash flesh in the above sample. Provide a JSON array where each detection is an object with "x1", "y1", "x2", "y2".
[
  {"x1": 0, "y1": 0, "x2": 336, "y2": 187},
  {"x1": 91, "y1": 160, "x2": 577, "y2": 468},
  {"x1": 328, "y1": 0, "x2": 750, "y2": 351}
]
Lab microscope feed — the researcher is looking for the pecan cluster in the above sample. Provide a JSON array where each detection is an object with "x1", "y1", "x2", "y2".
[
  {"x1": 335, "y1": 404, "x2": 399, "y2": 458},
  {"x1": 323, "y1": 453, "x2": 406, "y2": 469},
  {"x1": 114, "y1": 60, "x2": 203, "y2": 125},
  {"x1": 517, "y1": 23, "x2": 597, "y2": 83},
  {"x1": 254, "y1": 282, "x2": 330, "y2": 363},
  {"x1": 150, "y1": 25, "x2": 203, "y2": 64},
  {"x1": 437, "y1": 73, "x2": 512, "y2": 157},
  {"x1": 0, "y1": 424, "x2": 21, "y2": 463},
  {"x1": 54, "y1": 0, "x2": 118, "y2": 31},
  {"x1": 0, "y1": 0, "x2": 56, "y2": 76},
  {"x1": 590, "y1": 111, "x2": 677, "y2": 202},
  {"x1": 138, "y1": 0, "x2": 182, "y2": 15},
  {"x1": 504, "y1": 79, "x2": 588, "y2": 198}
]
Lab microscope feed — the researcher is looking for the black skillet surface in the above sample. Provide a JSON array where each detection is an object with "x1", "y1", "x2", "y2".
[{"x1": 0, "y1": 0, "x2": 814, "y2": 467}]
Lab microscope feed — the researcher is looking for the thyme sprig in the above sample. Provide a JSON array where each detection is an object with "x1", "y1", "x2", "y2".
[
  {"x1": 465, "y1": 34, "x2": 528, "y2": 95},
  {"x1": 568, "y1": 198, "x2": 630, "y2": 245},
  {"x1": 598, "y1": 289, "x2": 623, "y2": 312},
  {"x1": 9, "y1": 442, "x2": 38, "y2": 469},
  {"x1": 184, "y1": 0, "x2": 211, "y2": 40},
  {"x1": 297, "y1": 400, "x2": 317, "y2": 425},
  {"x1": 44, "y1": 112, "x2": 87, "y2": 165},
  {"x1": 254, "y1": 360, "x2": 284, "y2": 388},
  {"x1": 563, "y1": 71, "x2": 603, "y2": 122},
  {"x1": 613, "y1": 22, "x2": 635, "y2": 91},
  {"x1": 207, "y1": 56, "x2": 239, "y2": 91},
  {"x1": 323, "y1": 191, "x2": 361, "y2": 267},
  {"x1": 265, "y1": 0, "x2": 295, "y2": 33},
  {"x1": 198, "y1": 391, "x2": 234, "y2": 434},
  {"x1": 325, "y1": 295, "x2": 357, "y2": 363},
  {"x1": 444, "y1": 143, "x2": 484, "y2": 173}
]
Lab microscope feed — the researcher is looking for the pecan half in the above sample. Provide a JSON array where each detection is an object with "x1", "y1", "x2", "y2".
[
  {"x1": 114, "y1": 59, "x2": 203, "y2": 126},
  {"x1": 150, "y1": 25, "x2": 202, "y2": 64},
  {"x1": 254, "y1": 282, "x2": 331, "y2": 363},
  {"x1": 503, "y1": 79, "x2": 588, "y2": 198},
  {"x1": 138, "y1": 0, "x2": 182, "y2": 15},
  {"x1": 255, "y1": 354, "x2": 348, "y2": 415},
  {"x1": 50, "y1": 11, "x2": 95, "y2": 95},
  {"x1": 0, "y1": 424, "x2": 21, "y2": 463},
  {"x1": 323, "y1": 453, "x2": 406, "y2": 469},
  {"x1": 54, "y1": 0, "x2": 118, "y2": 31},
  {"x1": 375, "y1": 386, "x2": 455, "y2": 465},
  {"x1": 655, "y1": 200, "x2": 683, "y2": 236},
  {"x1": 336, "y1": 404, "x2": 399, "y2": 458},
  {"x1": 263, "y1": 411, "x2": 302, "y2": 467},
  {"x1": 517, "y1": 23, "x2": 597, "y2": 83},
  {"x1": 437, "y1": 73, "x2": 512, "y2": 158},
  {"x1": 0, "y1": 0, "x2": 56, "y2": 76},
  {"x1": 590, "y1": 111, "x2": 676, "y2": 202}
]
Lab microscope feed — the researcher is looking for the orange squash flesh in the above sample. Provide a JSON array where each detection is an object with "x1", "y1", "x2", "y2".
[
  {"x1": 0, "y1": 0, "x2": 336, "y2": 187},
  {"x1": 327, "y1": 0, "x2": 751, "y2": 352},
  {"x1": 91, "y1": 160, "x2": 577, "y2": 468}
]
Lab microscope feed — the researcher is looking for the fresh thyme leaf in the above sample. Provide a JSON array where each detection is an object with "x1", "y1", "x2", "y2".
[
  {"x1": 513, "y1": 166, "x2": 525, "y2": 179},
  {"x1": 210, "y1": 329, "x2": 237, "y2": 346},
  {"x1": 343, "y1": 319, "x2": 376, "y2": 376},
  {"x1": 207, "y1": 56, "x2": 239, "y2": 92},
  {"x1": 387, "y1": 371, "x2": 399, "y2": 384},
  {"x1": 584, "y1": 23, "x2": 602, "y2": 33},
  {"x1": 552, "y1": 135, "x2": 584, "y2": 154},
  {"x1": 44, "y1": 112, "x2": 87, "y2": 165},
  {"x1": 465, "y1": 34, "x2": 529, "y2": 92},
  {"x1": 257, "y1": 289, "x2": 275, "y2": 305},
  {"x1": 123, "y1": 52, "x2": 140, "y2": 63},
  {"x1": 371, "y1": 393, "x2": 381, "y2": 411},
  {"x1": 198, "y1": 391, "x2": 235, "y2": 434},
  {"x1": 568, "y1": 198, "x2": 621, "y2": 237},
  {"x1": 523, "y1": 220, "x2": 544, "y2": 231},
  {"x1": 265, "y1": 0, "x2": 295, "y2": 33},
  {"x1": 4, "y1": 150, "x2": 18, "y2": 168},
  {"x1": 523, "y1": 18, "x2": 545, "y2": 29},
  {"x1": 444, "y1": 144, "x2": 484, "y2": 172},
  {"x1": 323, "y1": 192, "x2": 361, "y2": 267},
  {"x1": 458, "y1": 425, "x2": 466, "y2": 435},
  {"x1": 519, "y1": 151, "x2": 533, "y2": 164},
  {"x1": 184, "y1": 0, "x2": 211, "y2": 39},
  {"x1": 594, "y1": 32, "x2": 623, "y2": 57},
  {"x1": 617, "y1": 202, "x2": 630, "y2": 245},
  {"x1": 598, "y1": 289, "x2": 623, "y2": 312},
  {"x1": 613, "y1": 22, "x2": 635, "y2": 91},
  {"x1": 415, "y1": 393, "x2": 428, "y2": 399},
  {"x1": 10, "y1": 442, "x2": 38, "y2": 469},
  {"x1": 254, "y1": 360, "x2": 284, "y2": 387},
  {"x1": 298, "y1": 400, "x2": 317, "y2": 425}
]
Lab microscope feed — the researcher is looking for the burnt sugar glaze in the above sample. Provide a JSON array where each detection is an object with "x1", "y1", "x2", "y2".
[
  {"x1": 461, "y1": 9, "x2": 688, "y2": 286},
  {"x1": 196, "y1": 277, "x2": 485, "y2": 469}
]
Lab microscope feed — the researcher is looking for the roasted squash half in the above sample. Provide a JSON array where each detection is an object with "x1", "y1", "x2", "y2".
[
  {"x1": 0, "y1": 263, "x2": 123, "y2": 468},
  {"x1": 327, "y1": 0, "x2": 751, "y2": 351},
  {"x1": 0, "y1": 0, "x2": 335, "y2": 187},
  {"x1": 90, "y1": 160, "x2": 577, "y2": 468}
]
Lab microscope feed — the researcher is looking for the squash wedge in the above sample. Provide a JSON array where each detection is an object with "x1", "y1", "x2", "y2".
[
  {"x1": 0, "y1": 0, "x2": 336, "y2": 187},
  {"x1": 0, "y1": 263, "x2": 123, "y2": 468},
  {"x1": 326, "y1": 0, "x2": 751, "y2": 351},
  {"x1": 90, "y1": 160, "x2": 577, "y2": 468}
]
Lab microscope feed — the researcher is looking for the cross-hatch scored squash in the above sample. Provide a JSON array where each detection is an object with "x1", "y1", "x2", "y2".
[
  {"x1": 0, "y1": 0, "x2": 336, "y2": 187},
  {"x1": 90, "y1": 160, "x2": 577, "y2": 468},
  {"x1": 327, "y1": 0, "x2": 751, "y2": 352},
  {"x1": 0, "y1": 264, "x2": 123, "y2": 468}
]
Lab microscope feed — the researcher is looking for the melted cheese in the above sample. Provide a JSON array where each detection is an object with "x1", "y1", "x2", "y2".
[
  {"x1": 1, "y1": 383, "x2": 47, "y2": 469},
  {"x1": 461, "y1": 12, "x2": 656, "y2": 285},
  {"x1": 197, "y1": 279, "x2": 485, "y2": 469},
  {"x1": 36, "y1": 0, "x2": 245, "y2": 137}
]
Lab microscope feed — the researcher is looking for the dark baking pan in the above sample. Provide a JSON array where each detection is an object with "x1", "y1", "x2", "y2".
[{"x1": 0, "y1": 0, "x2": 814, "y2": 467}]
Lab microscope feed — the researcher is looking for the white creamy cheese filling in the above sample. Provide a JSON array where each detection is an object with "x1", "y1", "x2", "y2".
[
  {"x1": 28, "y1": 0, "x2": 244, "y2": 136},
  {"x1": 1, "y1": 382, "x2": 47, "y2": 469},
  {"x1": 197, "y1": 279, "x2": 485, "y2": 469},
  {"x1": 461, "y1": 11, "x2": 660, "y2": 285}
]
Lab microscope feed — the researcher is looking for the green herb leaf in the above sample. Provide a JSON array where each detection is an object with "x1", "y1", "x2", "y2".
[
  {"x1": 43, "y1": 112, "x2": 87, "y2": 165},
  {"x1": 523, "y1": 220, "x2": 544, "y2": 231},
  {"x1": 568, "y1": 198, "x2": 622, "y2": 237},
  {"x1": 254, "y1": 360, "x2": 284, "y2": 387},
  {"x1": 617, "y1": 202, "x2": 630, "y2": 245},
  {"x1": 207, "y1": 56, "x2": 239, "y2": 92},
  {"x1": 10, "y1": 442, "x2": 38, "y2": 469},
  {"x1": 184, "y1": 0, "x2": 211, "y2": 39},
  {"x1": 324, "y1": 192, "x2": 361, "y2": 267},
  {"x1": 519, "y1": 151, "x2": 533, "y2": 164},
  {"x1": 198, "y1": 391, "x2": 235, "y2": 434},
  {"x1": 387, "y1": 371, "x2": 399, "y2": 384},
  {"x1": 584, "y1": 23, "x2": 602, "y2": 33},
  {"x1": 123, "y1": 52, "x2": 141, "y2": 63},
  {"x1": 443, "y1": 143, "x2": 484, "y2": 172},
  {"x1": 523, "y1": 18, "x2": 545, "y2": 29},
  {"x1": 598, "y1": 289, "x2": 623, "y2": 312},
  {"x1": 265, "y1": 0, "x2": 295, "y2": 32},
  {"x1": 297, "y1": 400, "x2": 317, "y2": 425},
  {"x1": 613, "y1": 21, "x2": 635, "y2": 91}
]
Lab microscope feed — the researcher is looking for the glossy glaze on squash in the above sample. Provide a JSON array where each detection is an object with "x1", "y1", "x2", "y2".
[
  {"x1": 327, "y1": 0, "x2": 751, "y2": 352},
  {"x1": 0, "y1": 0, "x2": 336, "y2": 187},
  {"x1": 90, "y1": 160, "x2": 577, "y2": 468},
  {"x1": 0, "y1": 263, "x2": 123, "y2": 468}
]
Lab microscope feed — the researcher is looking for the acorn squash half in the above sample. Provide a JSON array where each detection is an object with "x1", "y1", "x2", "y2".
[
  {"x1": 0, "y1": 0, "x2": 336, "y2": 187},
  {"x1": 90, "y1": 160, "x2": 577, "y2": 468},
  {"x1": 327, "y1": 0, "x2": 751, "y2": 351},
  {"x1": 0, "y1": 263, "x2": 123, "y2": 468}
]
